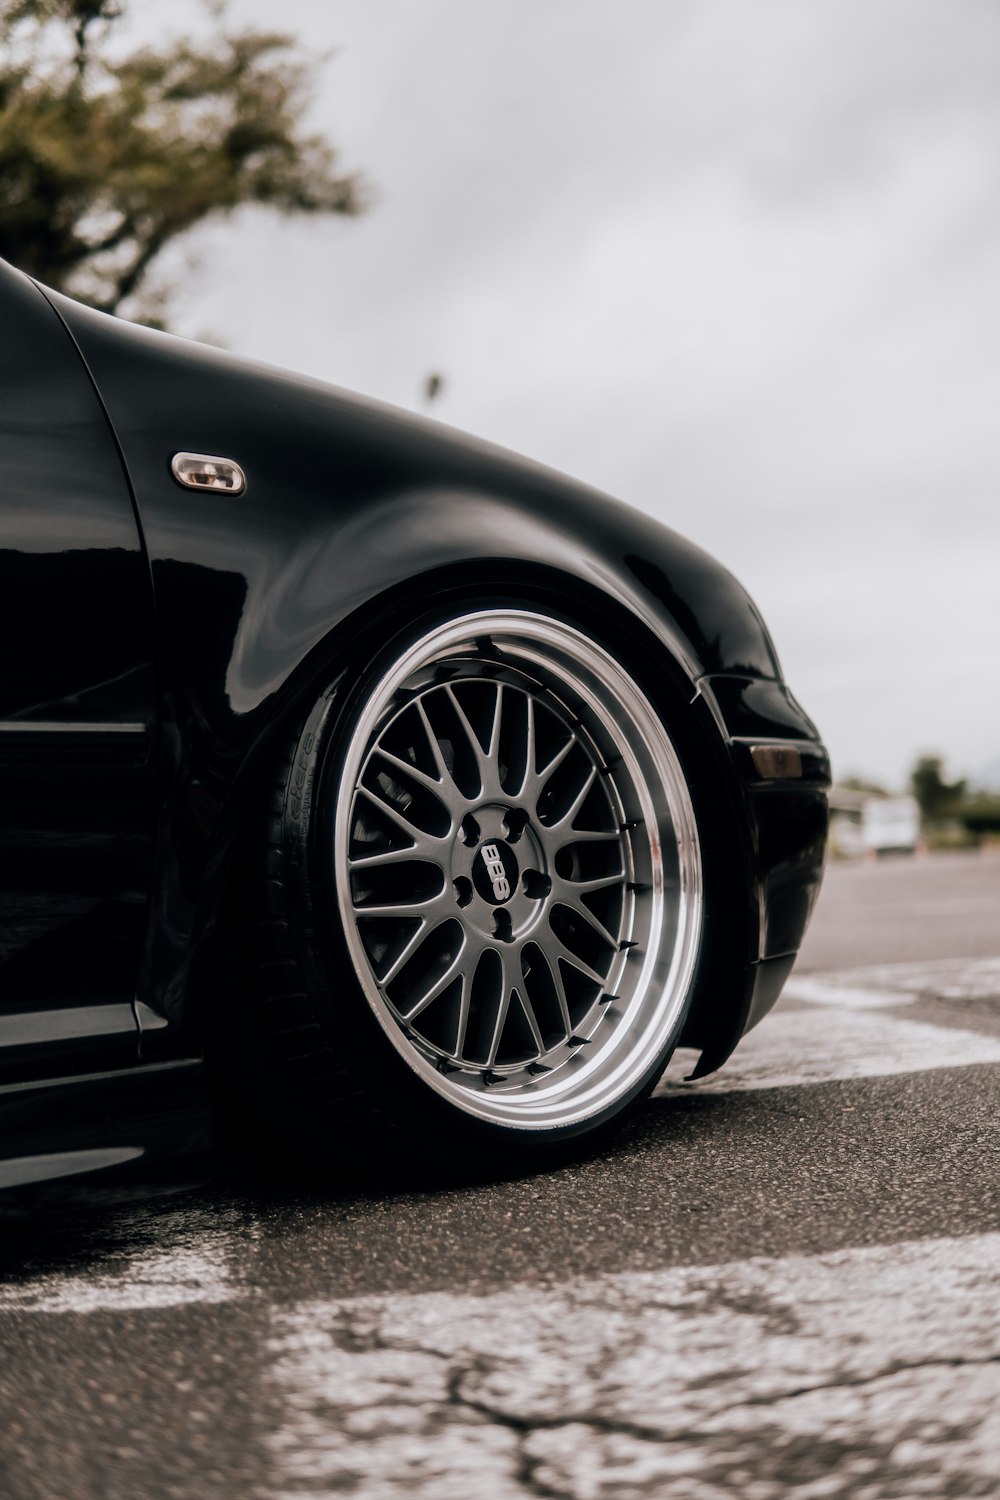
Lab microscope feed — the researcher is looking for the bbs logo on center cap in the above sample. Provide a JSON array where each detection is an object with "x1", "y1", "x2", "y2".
[{"x1": 474, "y1": 840, "x2": 518, "y2": 905}]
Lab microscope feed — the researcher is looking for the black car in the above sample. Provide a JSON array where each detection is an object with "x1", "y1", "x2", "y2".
[{"x1": 0, "y1": 257, "x2": 829, "y2": 1186}]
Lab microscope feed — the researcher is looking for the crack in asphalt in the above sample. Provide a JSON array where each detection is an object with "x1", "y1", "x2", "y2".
[
  {"x1": 331, "y1": 1328, "x2": 1000, "y2": 1442},
  {"x1": 263, "y1": 1334, "x2": 1000, "y2": 1500},
  {"x1": 262, "y1": 1234, "x2": 1000, "y2": 1498}
]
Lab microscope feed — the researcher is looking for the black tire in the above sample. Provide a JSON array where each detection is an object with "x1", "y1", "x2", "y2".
[{"x1": 232, "y1": 604, "x2": 706, "y2": 1170}]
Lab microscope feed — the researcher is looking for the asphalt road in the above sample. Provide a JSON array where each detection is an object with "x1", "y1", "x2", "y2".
[
  {"x1": 1, "y1": 851, "x2": 998, "y2": 1499},
  {"x1": 797, "y1": 847, "x2": 1000, "y2": 970}
]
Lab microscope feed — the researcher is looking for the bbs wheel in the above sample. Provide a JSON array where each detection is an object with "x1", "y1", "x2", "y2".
[{"x1": 249, "y1": 606, "x2": 704, "y2": 1158}]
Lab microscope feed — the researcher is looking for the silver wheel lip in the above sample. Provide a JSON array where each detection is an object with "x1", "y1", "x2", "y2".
[{"x1": 334, "y1": 609, "x2": 703, "y2": 1132}]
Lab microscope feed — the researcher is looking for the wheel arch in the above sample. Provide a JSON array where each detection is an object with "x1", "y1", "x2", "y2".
[{"x1": 182, "y1": 561, "x2": 757, "y2": 1084}]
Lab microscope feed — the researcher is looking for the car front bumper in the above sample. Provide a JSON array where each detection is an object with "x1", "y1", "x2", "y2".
[{"x1": 681, "y1": 672, "x2": 830, "y2": 1076}]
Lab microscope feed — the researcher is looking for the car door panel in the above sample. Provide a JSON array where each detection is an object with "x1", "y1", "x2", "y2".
[{"x1": 0, "y1": 262, "x2": 156, "y2": 1082}]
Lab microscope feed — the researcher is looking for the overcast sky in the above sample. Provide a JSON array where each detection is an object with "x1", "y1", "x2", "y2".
[{"x1": 135, "y1": 0, "x2": 1000, "y2": 789}]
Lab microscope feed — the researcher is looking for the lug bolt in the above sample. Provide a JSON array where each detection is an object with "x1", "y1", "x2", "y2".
[
  {"x1": 503, "y1": 808, "x2": 530, "y2": 843},
  {"x1": 492, "y1": 909, "x2": 513, "y2": 943},
  {"x1": 522, "y1": 869, "x2": 551, "y2": 900}
]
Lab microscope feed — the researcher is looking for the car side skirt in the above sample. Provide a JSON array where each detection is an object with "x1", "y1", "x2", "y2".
[{"x1": 0, "y1": 1059, "x2": 211, "y2": 1190}]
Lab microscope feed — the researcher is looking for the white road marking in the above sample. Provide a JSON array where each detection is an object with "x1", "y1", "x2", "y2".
[
  {"x1": 785, "y1": 957, "x2": 1000, "y2": 1009},
  {"x1": 658, "y1": 1005, "x2": 1000, "y2": 1096},
  {"x1": 0, "y1": 1205, "x2": 238, "y2": 1313},
  {"x1": 264, "y1": 1232, "x2": 1000, "y2": 1500}
]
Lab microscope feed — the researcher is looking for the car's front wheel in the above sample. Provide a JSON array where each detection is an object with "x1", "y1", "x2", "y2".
[{"x1": 240, "y1": 606, "x2": 705, "y2": 1163}]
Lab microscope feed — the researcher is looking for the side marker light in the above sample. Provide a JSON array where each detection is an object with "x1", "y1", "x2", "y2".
[{"x1": 170, "y1": 452, "x2": 246, "y2": 494}]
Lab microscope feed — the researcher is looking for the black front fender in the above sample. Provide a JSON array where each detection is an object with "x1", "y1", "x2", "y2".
[{"x1": 40, "y1": 286, "x2": 803, "y2": 1062}]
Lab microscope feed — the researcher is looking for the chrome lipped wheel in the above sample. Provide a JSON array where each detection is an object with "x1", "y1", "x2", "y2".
[{"x1": 334, "y1": 611, "x2": 702, "y2": 1132}]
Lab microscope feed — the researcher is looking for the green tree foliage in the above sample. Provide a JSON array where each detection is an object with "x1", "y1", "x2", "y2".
[
  {"x1": 960, "y1": 795, "x2": 1000, "y2": 838},
  {"x1": 909, "y1": 754, "x2": 966, "y2": 821},
  {"x1": 0, "y1": 0, "x2": 366, "y2": 324}
]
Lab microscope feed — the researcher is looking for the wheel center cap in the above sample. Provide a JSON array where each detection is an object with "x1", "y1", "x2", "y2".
[{"x1": 472, "y1": 838, "x2": 519, "y2": 906}]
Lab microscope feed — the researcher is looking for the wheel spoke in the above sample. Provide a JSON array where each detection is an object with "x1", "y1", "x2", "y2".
[
  {"x1": 549, "y1": 934, "x2": 609, "y2": 990},
  {"x1": 548, "y1": 764, "x2": 598, "y2": 832},
  {"x1": 534, "y1": 946, "x2": 572, "y2": 1033},
  {"x1": 356, "y1": 786, "x2": 450, "y2": 858},
  {"x1": 415, "y1": 698, "x2": 456, "y2": 788},
  {"x1": 453, "y1": 973, "x2": 472, "y2": 1062},
  {"x1": 552, "y1": 893, "x2": 620, "y2": 949},
  {"x1": 350, "y1": 845, "x2": 426, "y2": 870},
  {"x1": 378, "y1": 917, "x2": 432, "y2": 986},
  {"x1": 375, "y1": 745, "x2": 453, "y2": 802},
  {"x1": 550, "y1": 871, "x2": 626, "y2": 948},
  {"x1": 555, "y1": 828, "x2": 622, "y2": 844},
  {"x1": 486, "y1": 681, "x2": 504, "y2": 764},
  {"x1": 444, "y1": 681, "x2": 503, "y2": 798},
  {"x1": 541, "y1": 734, "x2": 575, "y2": 777},
  {"x1": 522, "y1": 695, "x2": 537, "y2": 797},
  {"x1": 514, "y1": 982, "x2": 545, "y2": 1054},
  {"x1": 556, "y1": 872, "x2": 624, "y2": 897},
  {"x1": 402, "y1": 936, "x2": 472, "y2": 1021},
  {"x1": 507, "y1": 694, "x2": 539, "y2": 802},
  {"x1": 519, "y1": 732, "x2": 574, "y2": 812},
  {"x1": 485, "y1": 948, "x2": 515, "y2": 1067},
  {"x1": 354, "y1": 891, "x2": 448, "y2": 921}
]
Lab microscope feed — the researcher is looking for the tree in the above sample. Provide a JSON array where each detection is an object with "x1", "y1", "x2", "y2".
[
  {"x1": 909, "y1": 755, "x2": 966, "y2": 821},
  {"x1": 960, "y1": 795, "x2": 1000, "y2": 838},
  {"x1": 0, "y1": 0, "x2": 366, "y2": 325}
]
